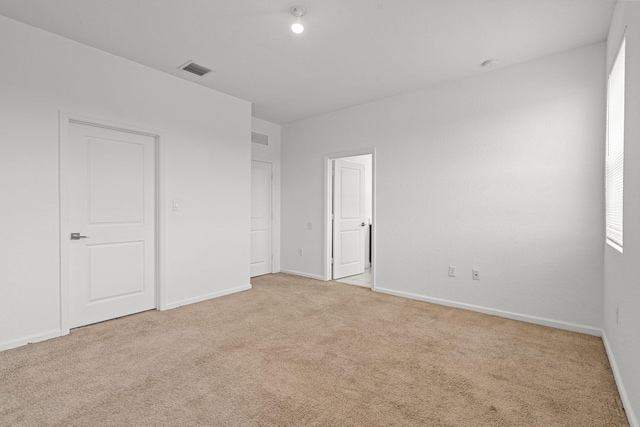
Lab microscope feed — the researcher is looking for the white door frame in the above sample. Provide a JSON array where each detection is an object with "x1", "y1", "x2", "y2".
[
  {"x1": 324, "y1": 148, "x2": 376, "y2": 288},
  {"x1": 59, "y1": 112, "x2": 165, "y2": 335}
]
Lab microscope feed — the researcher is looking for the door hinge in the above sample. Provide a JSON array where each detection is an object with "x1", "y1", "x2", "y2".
[
  {"x1": 331, "y1": 213, "x2": 335, "y2": 220},
  {"x1": 331, "y1": 258, "x2": 334, "y2": 264}
]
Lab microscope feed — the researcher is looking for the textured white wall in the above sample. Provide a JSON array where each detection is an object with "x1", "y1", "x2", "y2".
[
  {"x1": 251, "y1": 117, "x2": 282, "y2": 273},
  {"x1": 0, "y1": 16, "x2": 251, "y2": 350},
  {"x1": 282, "y1": 43, "x2": 605, "y2": 332},
  {"x1": 603, "y1": 2, "x2": 640, "y2": 425}
]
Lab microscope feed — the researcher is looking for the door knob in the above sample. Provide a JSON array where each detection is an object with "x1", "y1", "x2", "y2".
[
  {"x1": 361, "y1": 222, "x2": 366, "y2": 227},
  {"x1": 70, "y1": 233, "x2": 89, "y2": 240}
]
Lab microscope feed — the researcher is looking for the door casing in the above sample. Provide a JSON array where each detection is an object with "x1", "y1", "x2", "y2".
[
  {"x1": 59, "y1": 112, "x2": 165, "y2": 335},
  {"x1": 324, "y1": 148, "x2": 376, "y2": 287}
]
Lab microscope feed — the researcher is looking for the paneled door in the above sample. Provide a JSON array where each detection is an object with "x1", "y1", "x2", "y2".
[
  {"x1": 67, "y1": 121, "x2": 156, "y2": 328},
  {"x1": 250, "y1": 161, "x2": 272, "y2": 277},
  {"x1": 333, "y1": 159, "x2": 366, "y2": 279}
]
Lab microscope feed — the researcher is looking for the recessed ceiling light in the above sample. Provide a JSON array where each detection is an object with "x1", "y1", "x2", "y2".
[{"x1": 481, "y1": 59, "x2": 499, "y2": 68}]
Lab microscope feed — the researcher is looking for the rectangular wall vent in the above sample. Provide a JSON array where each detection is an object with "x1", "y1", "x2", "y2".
[
  {"x1": 179, "y1": 61, "x2": 212, "y2": 77},
  {"x1": 251, "y1": 131, "x2": 269, "y2": 146}
]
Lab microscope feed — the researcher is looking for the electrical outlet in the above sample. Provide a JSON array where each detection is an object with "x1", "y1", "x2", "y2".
[
  {"x1": 472, "y1": 270, "x2": 480, "y2": 280},
  {"x1": 448, "y1": 265, "x2": 456, "y2": 277},
  {"x1": 298, "y1": 248, "x2": 303, "y2": 256}
]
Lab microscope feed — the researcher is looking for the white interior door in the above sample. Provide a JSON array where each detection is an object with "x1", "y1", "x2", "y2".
[
  {"x1": 251, "y1": 161, "x2": 272, "y2": 277},
  {"x1": 68, "y1": 121, "x2": 156, "y2": 328},
  {"x1": 333, "y1": 159, "x2": 366, "y2": 279}
]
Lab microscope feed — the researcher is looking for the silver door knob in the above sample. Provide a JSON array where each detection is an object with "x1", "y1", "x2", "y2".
[{"x1": 70, "y1": 233, "x2": 89, "y2": 240}]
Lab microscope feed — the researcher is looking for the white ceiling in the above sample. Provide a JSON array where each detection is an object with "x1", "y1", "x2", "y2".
[{"x1": 0, "y1": 0, "x2": 616, "y2": 124}]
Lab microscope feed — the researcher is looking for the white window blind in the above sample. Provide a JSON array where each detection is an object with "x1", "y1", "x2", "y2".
[{"x1": 606, "y1": 37, "x2": 625, "y2": 251}]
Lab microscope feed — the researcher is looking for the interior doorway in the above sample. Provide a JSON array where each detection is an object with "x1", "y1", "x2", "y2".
[{"x1": 324, "y1": 150, "x2": 375, "y2": 288}]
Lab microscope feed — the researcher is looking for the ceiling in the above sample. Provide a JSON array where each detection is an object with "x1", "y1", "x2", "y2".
[{"x1": 0, "y1": 0, "x2": 616, "y2": 124}]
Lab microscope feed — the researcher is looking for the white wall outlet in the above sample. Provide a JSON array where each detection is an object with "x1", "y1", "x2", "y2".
[
  {"x1": 298, "y1": 248, "x2": 303, "y2": 256},
  {"x1": 448, "y1": 265, "x2": 456, "y2": 277},
  {"x1": 472, "y1": 270, "x2": 480, "y2": 280}
]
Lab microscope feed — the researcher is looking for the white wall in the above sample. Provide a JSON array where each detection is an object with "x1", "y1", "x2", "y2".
[
  {"x1": 0, "y1": 16, "x2": 251, "y2": 350},
  {"x1": 603, "y1": 2, "x2": 640, "y2": 425},
  {"x1": 251, "y1": 117, "x2": 282, "y2": 273},
  {"x1": 282, "y1": 43, "x2": 605, "y2": 333}
]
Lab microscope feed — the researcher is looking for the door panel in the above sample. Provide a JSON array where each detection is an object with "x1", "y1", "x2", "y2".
[
  {"x1": 340, "y1": 168, "x2": 361, "y2": 218},
  {"x1": 339, "y1": 230, "x2": 360, "y2": 264},
  {"x1": 68, "y1": 122, "x2": 156, "y2": 328},
  {"x1": 88, "y1": 138, "x2": 145, "y2": 224},
  {"x1": 333, "y1": 159, "x2": 366, "y2": 279},
  {"x1": 88, "y1": 242, "x2": 145, "y2": 301},
  {"x1": 251, "y1": 161, "x2": 272, "y2": 277}
]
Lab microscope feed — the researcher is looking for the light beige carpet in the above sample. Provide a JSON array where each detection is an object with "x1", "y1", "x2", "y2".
[{"x1": 0, "y1": 273, "x2": 629, "y2": 426}]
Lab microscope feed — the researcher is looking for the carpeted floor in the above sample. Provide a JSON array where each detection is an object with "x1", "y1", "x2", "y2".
[{"x1": 0, "y1": 273, "x2": 629, "y2": 426}]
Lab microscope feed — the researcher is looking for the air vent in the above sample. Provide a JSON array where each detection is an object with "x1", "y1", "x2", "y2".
[
  {"x1": 179, "y1": 61, "x2": 212, "y2": 77},
  {"x1": 251, "y1": 131, "x2": 269, "y2": 146}
]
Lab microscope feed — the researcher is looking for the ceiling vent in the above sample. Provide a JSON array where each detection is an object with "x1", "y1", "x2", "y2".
[
  {"x1": 251, "y1": 131, "x2": 269, "y2": 146},
  {"x1": 179, "y1": 61, "x2": 212, "y2": 77}
]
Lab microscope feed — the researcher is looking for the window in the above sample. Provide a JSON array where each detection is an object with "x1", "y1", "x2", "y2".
[{"x1": 606, "y1": 36, "x2": 626, "y2": 252}]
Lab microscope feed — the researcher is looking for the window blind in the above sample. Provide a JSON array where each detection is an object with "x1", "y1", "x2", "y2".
[{"x1": 606, "y1": 37, "x2": 625, "y2": 250}]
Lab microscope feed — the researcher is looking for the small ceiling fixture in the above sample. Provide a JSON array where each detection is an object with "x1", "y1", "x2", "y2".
[
  {"x1": 481, "y1": 59, "x2": 499, "y2": 68},
  {"x1": 290, "y1": 6, "x2": 306, "y2": 34}
]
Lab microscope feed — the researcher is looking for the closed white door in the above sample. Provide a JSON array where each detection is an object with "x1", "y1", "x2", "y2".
[
  {"x1": 68, "y1": 122, "x2": 156, "y2": 328},
  {"x1": 251, "y1": 161, "x2": 272, "y2": 277},
  {"x1": 333, "y1": 159, "x2": 366, "y2": 279}
]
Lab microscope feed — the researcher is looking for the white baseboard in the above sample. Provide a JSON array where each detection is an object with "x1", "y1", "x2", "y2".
[
  {"x1": 373, "y1": 287, "x2": 602, "y2": 336},
  {"x1": 163, "y1": 284, "x2": 252, "y2": 310},
  {"x1": 279, "y1": 269, "x2": 324, "y2": 281},
  {"x1": 0, "y1": 329, "x2": 64, "y2": 352},
  {"x1": 602, "y1": 330, "x2": 639, "y2": 427}
]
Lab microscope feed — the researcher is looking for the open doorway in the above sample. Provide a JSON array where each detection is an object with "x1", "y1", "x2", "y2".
[{"x1": 324, "y1": 150, "x2": 375, "y2": 289}]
